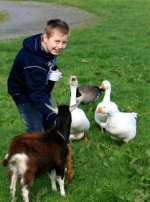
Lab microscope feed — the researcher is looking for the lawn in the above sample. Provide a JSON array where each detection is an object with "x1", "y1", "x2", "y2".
[{"x1": 0, "y1": 0, "x2": 150, "y2": 201}]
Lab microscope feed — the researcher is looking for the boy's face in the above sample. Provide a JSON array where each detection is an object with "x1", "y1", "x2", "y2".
[{"x1": 42, "y1": 29, "x2": 69, "y2": 55}]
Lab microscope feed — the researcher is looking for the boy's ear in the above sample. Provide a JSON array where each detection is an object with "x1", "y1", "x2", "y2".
[{"x1": 42, "y1": 33, "x2": 48, "y2": 42}]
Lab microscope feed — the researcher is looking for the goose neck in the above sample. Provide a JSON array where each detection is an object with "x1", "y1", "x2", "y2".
[
  {"x1": 103, "y1": 88, "x2": 111, "y2": 102},
  {"x1": 70, "y1": 86, "x2": 77, "y2": 106}
]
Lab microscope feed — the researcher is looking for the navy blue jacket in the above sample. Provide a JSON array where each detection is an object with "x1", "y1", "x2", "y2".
[{"x1": 8, "y1": 34, "x2": 57, "y2": 121}]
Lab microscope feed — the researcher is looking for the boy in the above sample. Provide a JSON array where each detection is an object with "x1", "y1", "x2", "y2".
[{"x1": 8, "y1": 19, "x2": 70, "y2": 132}]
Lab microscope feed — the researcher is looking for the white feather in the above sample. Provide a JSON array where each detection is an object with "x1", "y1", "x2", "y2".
[
  {"x1": 94, "y1": 80, "x2": 119, "y2": 133},
  {"x1": 69, "y1": 76, "x2": 90, "y2": 140},
  {"x1": 96, "y1": 103, "x2": 137, "y2": 142}
]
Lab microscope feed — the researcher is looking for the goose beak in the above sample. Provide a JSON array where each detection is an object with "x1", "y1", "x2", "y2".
[
  {"x1": 96, "y1": 107, "x2": 102, "y2": 113},
  {"x1": 99, "y1": 83, "x2": 105, "y2": 89}
]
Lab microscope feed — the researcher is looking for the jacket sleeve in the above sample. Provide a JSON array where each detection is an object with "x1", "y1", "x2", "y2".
[{"x1": 23, "y1": 65, "x2": 56, "y2": 123}]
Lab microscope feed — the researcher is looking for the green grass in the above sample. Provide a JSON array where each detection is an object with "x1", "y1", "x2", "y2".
[{"x1": 1, "y1": 0, "x2": 150, "y2": 201}]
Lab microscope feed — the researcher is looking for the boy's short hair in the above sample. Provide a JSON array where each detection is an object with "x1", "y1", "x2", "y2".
[{"x1": 44, "y1": 19, "x2": 70, "y2": 37}]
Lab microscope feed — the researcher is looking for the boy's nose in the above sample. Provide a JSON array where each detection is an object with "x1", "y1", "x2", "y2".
[{"x1": 58, "y1": 43, "x2": 63, "y2": 49}]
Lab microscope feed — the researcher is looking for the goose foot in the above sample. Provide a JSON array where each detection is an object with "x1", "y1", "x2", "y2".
[{"x1": 83, "y1": 136, "x2": 89, "y2": 142}]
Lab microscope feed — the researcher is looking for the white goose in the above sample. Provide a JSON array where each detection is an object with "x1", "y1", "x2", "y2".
[
  {"x1": 94, "y1": 80, "x2": 119, "y2": 133},
  {"x1": 95, "y1": 103, "x2": 137, "y2": 143},
  {"x1": 69, "y1": 76, "x2": 90, "y2": 141}
]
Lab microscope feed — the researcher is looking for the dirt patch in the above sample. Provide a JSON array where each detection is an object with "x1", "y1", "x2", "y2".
[{"x1": 0, "y1": 1, "x2": 98, "y2": 40}]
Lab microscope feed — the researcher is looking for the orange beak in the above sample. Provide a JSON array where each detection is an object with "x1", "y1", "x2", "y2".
[
  {"x1": 99, "y1": 83, "x2": 105, "y2": 89},
  {"x1": 96, "y1": 107, "x2": 102, "y2": 113}
]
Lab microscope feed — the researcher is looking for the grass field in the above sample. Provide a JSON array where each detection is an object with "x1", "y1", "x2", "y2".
[{"x1": 0, "y1": 0, "x2": 150, "y2": 201}]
